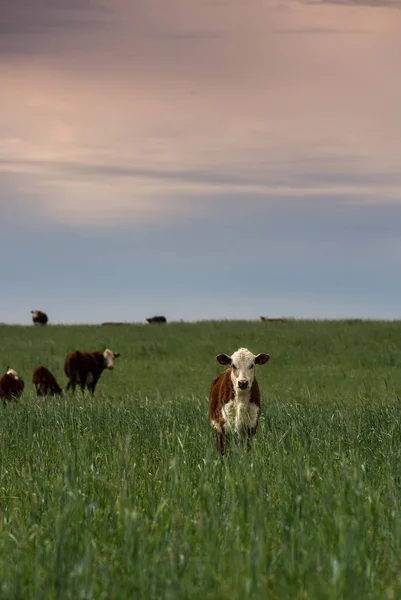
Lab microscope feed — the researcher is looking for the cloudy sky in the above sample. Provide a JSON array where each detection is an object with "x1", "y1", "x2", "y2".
[{"x1": 1, "y1": 0, "x2": 401, "y2": 324}]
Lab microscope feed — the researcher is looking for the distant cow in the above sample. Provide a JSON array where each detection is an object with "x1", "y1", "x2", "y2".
[
  {"x1": 145, "y1": 315, "x2": 167, "y2": 324},
  {"x1": 209, "y1": 347, "x2": 270, "y2": 455},
  {"x1": 260, "y1": 316, "x2": 287, "y2": 322},
  {"x1": 64, "y1": 349, "x2": 120, "y2": 394},
  {"x1": 31, "y1": 310, "x2": 48, "y2": 325},
  {"x1": 0, "y1": 367, "x2": 24, "y2": 402},
  {"x1": 32, "y1": 366, "x2": 64, "y2": 397}
]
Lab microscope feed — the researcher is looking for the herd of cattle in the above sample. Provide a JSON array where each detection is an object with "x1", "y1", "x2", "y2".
[
  {"x1": 31, "y1": 310, "x2": 168, "y2": 327},
  {"x1": 0, "y1": 349, "x2": 120, "y2": 402},
  {"x1": 31, "y1": 310, "x2": 283, "y2": 328},
  {"x1": 1, "y1": 309, "x2": 273, "y2": 454}
]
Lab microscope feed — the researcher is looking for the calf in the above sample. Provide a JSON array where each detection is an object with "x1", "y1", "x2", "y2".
[
  {"x1": 145, "y1": 315, "x2": 167, "y2": 324},
  {"x1": 0, "y1": 368, "x2": 24, "y2": 402},
  {"x1": 64, "y1": 349, "x2": 120, "y2": 394},
  {"x1": 209, "y1": 347, "x2": 270, "y2": 455},
  {"x1": 31, "y1": 309, "x2": 48, "y2": 325},
  {"x1": 32, "y1": 365, "x2": 64, "y2": 397}
]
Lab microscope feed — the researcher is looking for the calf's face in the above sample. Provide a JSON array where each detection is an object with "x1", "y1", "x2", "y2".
[
  {"x1": 6, "y1": 367, "x2": 20, "y2": 380},
  {"x1": 103, "y1": 349, "x2": 120, "y2": 369},
  {"x1": 216, "y1": 347, "x2": 270, "y2": 391}
]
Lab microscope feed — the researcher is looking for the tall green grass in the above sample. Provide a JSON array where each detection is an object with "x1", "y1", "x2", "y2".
[{"x1": 1, "y1": 320, "x2": 401, "y2": 599}]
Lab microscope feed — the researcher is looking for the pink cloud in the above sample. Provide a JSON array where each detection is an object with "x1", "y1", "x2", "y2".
[{"x1": 1, "y1": 0, "x2": 400, "y2": 226}]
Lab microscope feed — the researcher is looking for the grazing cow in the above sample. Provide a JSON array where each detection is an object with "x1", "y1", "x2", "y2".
[
  {"x1": 209, "y1": 347, "x2": 270, "y2": 455},
  {"x1": 260, "y1": 316, "x2": 287, "y2": 322},
  {"x1": 31, "y1": 309, "x2": 48, "y2": 325},
  {"x1": 145, "y1": 316, "x2": 167, "y2": 324},
  {"x1": 0, "y1": 367, "x2": 24, "y2": 402},
  {"x1": 64, "y1": 349, "x2": 120, "y2": 394},
  {"x1": 32, "y1": 365, "x2": 64, "y2": 397}
]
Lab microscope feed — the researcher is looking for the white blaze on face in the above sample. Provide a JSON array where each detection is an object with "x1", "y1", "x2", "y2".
[
  {"x1": 103, "y1": 349, "x2": 120, "y2": 369},
  {"x1": 6, "y1": 368, "x2": 19, "y2": 380},
  {"x1": 230, "y1": 348, "x2": 257, "y2": 391},
  {"x1": 216, "y1": 347, "x2": 270, "y2": 392},
  {"x1": 32, "y1": 310, "x2": 39, "y2": 318}
]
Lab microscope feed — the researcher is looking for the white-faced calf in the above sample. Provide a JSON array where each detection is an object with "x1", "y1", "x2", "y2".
[
  {"x1": 64, "y1": 349, "x2": 120, "y2": 394},
  {"x1": 31, "y1": 310, "x2": 48, "y2": 325},
  {"x1": 0, "y1": 367, "x2": 25, "y2": 402},
  {"x1": 209, "y1": 347, "x2": 270, "y2": 454}
]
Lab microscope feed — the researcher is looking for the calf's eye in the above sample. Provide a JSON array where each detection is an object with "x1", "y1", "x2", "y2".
[
  {"x1": 232, "y1": 364, "x2": 237, "y2": 370},
  {"x1": 250, "y1": 364, "x2": 254, "y2": 369}
]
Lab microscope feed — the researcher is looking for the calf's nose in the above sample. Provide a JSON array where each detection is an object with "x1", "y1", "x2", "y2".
[{"x1": 238, "y1": 380, "x2": 249, "y2": 390}]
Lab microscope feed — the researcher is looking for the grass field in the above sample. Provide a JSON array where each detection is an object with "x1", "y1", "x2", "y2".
[{"x1": 1, "y1": 319, "x2": 401, "y2": 599}]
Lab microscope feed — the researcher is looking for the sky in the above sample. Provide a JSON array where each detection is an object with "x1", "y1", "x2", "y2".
[{"x1": 1, "y1": 0, "x2": 401, "y2": 324}]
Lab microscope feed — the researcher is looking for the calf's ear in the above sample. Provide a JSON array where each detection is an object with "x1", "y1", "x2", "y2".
[
  {"x1": 216, "y1": 354, "x2": 232, "y2": 366},
  {"x1": 255, "y1": 353, "x2": 270, "y2": 365},
  {"x1": 113, "y1": 352, "x2": 120, "y2": 358}
]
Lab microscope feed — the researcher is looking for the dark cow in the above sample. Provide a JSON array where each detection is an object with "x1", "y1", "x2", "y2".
[
  {"x1": 209, "y1": 347, "x2": 270, "y2": 455},
  {"x1": 64, "y1": 349, "x2": 120, "y2": 394},
  {"x1": 145, "y1": 315, "x2": 167, "y2": 324},
  {"x1": 31, "y1": 310, "x2": 48, "y2": 325},
  {"x1": 260, "y1": 316, "x2": 287, "y2": 322},
  {"x1": 0, "y1": 368, "x2": 25, "y2": 402},
  {"x1": 32, "y1": 365, "x2": 64, "y2": 397}
]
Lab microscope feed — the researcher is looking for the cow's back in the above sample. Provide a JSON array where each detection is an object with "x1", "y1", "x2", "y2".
[
  {"x1": 65, "y1": 351, "x2": 103, "y2": 377},
  {"x1": 33, "y1": 365, "x2": 62, "y2": 395},
  {"x1": 64, "y1": 351, "x2": 80, "y2": 377},
  {"x1": 33, "y1": 365, "x2": 52, "y2": 382}
]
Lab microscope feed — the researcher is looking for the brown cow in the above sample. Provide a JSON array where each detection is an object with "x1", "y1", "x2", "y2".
[
  {"x1": 0, "y1": 368, "x2": 24, "y2": 402},
  {"x1": 32, "y1": 366, "x2": 64, "y2": 397},
  {"x1": 209, "y1": 347, "x2": 270, "y2": 455},
  {"x1": 64, "y1": 349, "x2": 120, "y2": 394},
  {"x1": 31, "y1": 310, "x2": 48, "y2": 325}
]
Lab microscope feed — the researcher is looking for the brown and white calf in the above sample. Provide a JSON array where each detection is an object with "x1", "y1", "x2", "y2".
[
  {"x1": 0, "y1": 368, "x2": 25, "y2": 402},
  {"x1": 64, "y1": 349, "x2": 120, "y2": 394},
  {"x1": 32, "y1": 365, "x2": 64, "y2": 397},
  {"x1": 209, "y1": 347, "x2": 270, "y2": 454},
  {"x1": 31, "y1": 309, "x2": 48, "y2": 325}
]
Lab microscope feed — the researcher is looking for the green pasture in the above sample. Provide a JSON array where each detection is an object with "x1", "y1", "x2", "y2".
[{"x1": 1, "y1": 320, "x2": 401, "y2": 599}]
